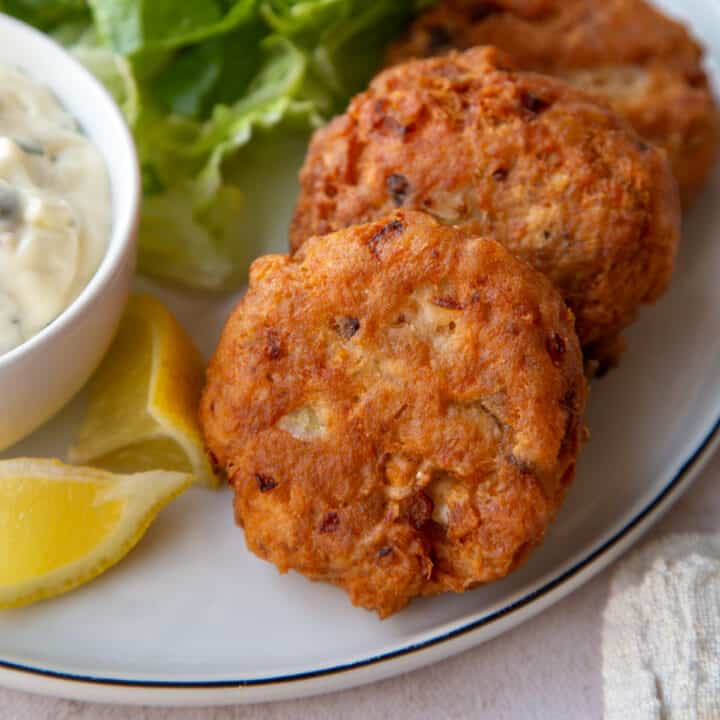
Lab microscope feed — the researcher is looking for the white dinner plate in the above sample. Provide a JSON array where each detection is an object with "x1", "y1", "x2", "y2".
[{"x1": 1, "y1": 0, "x2": 720, "y2": 707}]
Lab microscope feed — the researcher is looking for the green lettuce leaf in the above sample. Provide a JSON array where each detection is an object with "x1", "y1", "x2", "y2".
[
  {"x1": 0, "y1": 0, "x2": 89, "y2": 30},
  {"x1": 5, "y1": 0, "x2": 437, "y2": 290},
  {"x1": 88, "y1": 0, "x2": 258, "y2": 55},
  {"x1": 71, "y1": 43, "x2": 140, "y2": 123}
]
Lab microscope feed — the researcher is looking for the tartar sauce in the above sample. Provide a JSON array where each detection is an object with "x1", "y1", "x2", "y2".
[{"x1": 0, "y1": 65, "x2": 111, "y2": 356}]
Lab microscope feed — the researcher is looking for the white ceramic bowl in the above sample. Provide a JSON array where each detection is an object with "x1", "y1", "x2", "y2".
[{"x1": 0, "y1": 14, "x2": 140, "y2": 451}]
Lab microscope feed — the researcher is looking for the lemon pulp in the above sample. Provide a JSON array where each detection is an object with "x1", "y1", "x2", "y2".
[
  {"x1": 0, "y1": 459, "x2": 191, "y2": 609},
  {"x1": 69, "y1": 294, "x2": 217, "y2": 487}
]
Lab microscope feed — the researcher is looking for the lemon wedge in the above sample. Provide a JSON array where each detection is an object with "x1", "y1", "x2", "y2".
[
  {"x1": 69, "y1": 294, "x2": 218, "y2": 488},
  {"x1": 0, "y1": 459, "x2": 190, "y2": 609}
]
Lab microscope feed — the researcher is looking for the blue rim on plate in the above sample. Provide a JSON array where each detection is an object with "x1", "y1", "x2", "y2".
[{"x1": 2, "y1": 414, "x2": 718, "y2": 690}]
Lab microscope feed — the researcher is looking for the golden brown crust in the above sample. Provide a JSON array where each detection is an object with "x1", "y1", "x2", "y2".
[
  {"x1": 291, "y1": 47, "x2": 680, "y2": 363},
  {"x1": 202, "y1": 211, "x2": 588, "y2": 617},
  {"x1": 387, "y1": 0, "x2": 720, "y2": 207}
]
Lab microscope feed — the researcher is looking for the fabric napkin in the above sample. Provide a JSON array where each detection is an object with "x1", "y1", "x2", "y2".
[{"x1": 603, "y1": 533, "x2": 720, "y2": 719}]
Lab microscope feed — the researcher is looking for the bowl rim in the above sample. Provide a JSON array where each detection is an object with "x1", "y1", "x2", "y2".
[{"x1": 0, "y1": 12, "x2": 140, "y2": 371}]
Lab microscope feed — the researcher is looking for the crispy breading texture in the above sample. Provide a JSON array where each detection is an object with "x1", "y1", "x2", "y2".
[
  {"x1": 387, "y1": 0, "x2": 719, "y2": 208},
  {"x1": 291, "y1": 47, "x2": 680, "y2": 370},
  {"x1": 202, "y1": 211, "x2": 588, "y2": 617}
]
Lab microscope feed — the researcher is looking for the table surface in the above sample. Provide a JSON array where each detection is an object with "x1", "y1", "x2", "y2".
[{"x1": 2, "y1": 449, "x2": 718, "y2": 720}]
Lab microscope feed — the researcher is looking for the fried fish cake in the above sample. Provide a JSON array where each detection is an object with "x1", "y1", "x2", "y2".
[
  {"x1": 290, "y1": 47, "x2": 680, "y2": 371},
  {"x1": 201, "y1": 211, "x2": 587, "y2": 618},
  {"x1": 387, "y1": 0, "x2": 719, "y2": 208}
]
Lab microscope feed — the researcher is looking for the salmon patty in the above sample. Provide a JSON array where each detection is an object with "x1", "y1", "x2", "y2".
[
  {"x1": 387, "y1": 0, "x2": 719, "y2": 208},
  {"x1": 291, "y1": 47, "x2": 680, "y2": 373},
  {"x1": 202, "y1": 211, "x2": 587, "y2": 617}
]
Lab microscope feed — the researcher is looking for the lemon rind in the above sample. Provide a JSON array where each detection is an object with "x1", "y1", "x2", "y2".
[{"x1": 144, "y1": 295, "x2": 217, "y2": 489}]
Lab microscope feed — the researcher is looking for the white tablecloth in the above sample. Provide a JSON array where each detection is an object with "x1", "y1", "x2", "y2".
[{"x1": 2, "y1": 450, "x2": 718, "y2": 720}]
